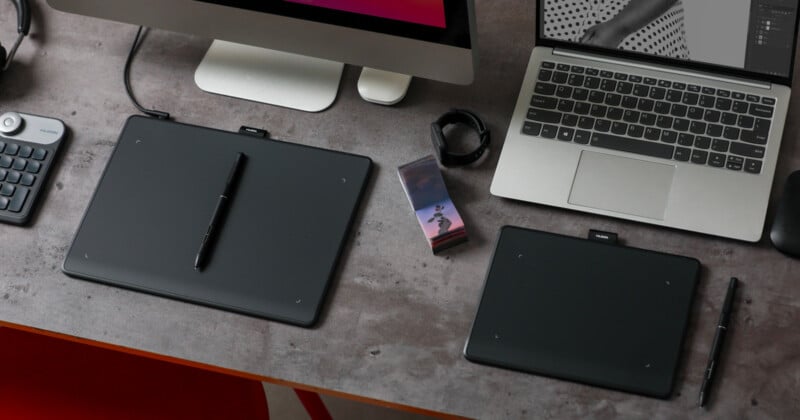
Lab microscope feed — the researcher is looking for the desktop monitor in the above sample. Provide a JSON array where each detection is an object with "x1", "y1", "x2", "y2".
[{"x1": 47, "y1": 0, "x2": 477, "y2": 111}]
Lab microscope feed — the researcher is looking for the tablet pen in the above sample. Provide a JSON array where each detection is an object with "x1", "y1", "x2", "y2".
[
  {"x1": 194, "y1": 152, "x2": 245, "y2": 271},
  {"x1": 699, "y1": 277, "x2": 737, "y2": 408}
]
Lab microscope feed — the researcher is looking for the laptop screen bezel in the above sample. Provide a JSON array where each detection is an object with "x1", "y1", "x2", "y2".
[{"x1": 536, "y1": 1, "x2": 800, "y2": 87}]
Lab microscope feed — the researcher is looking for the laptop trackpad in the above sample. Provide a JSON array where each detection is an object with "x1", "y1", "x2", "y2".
[{"x1": 568, "y1": 151, "x2": 675, "y2": 220}]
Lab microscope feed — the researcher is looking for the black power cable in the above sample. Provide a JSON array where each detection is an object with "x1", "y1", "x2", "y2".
[{"x1": 124, "y1": 26, "x2": 170, "y2": 120}]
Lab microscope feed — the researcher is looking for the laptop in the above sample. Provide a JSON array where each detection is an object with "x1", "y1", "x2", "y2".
[{"x1": 492, "y1": 0, "x2": 800, "y2": 241}]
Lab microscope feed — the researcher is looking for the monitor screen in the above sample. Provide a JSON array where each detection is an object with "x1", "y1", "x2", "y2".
[{"x1": 540, "y1": 0, "x2": 799, "y2": 78}]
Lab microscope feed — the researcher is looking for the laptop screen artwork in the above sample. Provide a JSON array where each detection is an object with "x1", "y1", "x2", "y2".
[{"x1": 540, "y1": 0, "x2": 799, "y2": 78}]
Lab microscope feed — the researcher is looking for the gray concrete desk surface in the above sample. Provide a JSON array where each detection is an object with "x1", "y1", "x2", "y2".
[{"x1": 2, "y1": 1, "x2": 799, "y2": 418}]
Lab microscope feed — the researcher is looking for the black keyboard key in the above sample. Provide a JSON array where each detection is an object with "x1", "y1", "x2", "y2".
[
  {"x1": 585, "y1": 68, "x2": 599, "y2": 76},
  {"x1": 1, "y1": 184, "x2": 15, "y2": 196},
  {"x1": 606, "y1": 107, "x2": 624, "y2": 120},
  {"x1": 656, "y1": 115, "x2": 673, "y2": 129},
  {"x1": 657, "y1": 80, "x2": 671, "y2": 88},
  {"x1": 740, "y1": 130, "x2": 765, "y2": 145},
  {"x1": 670, "y1": 104, "x2": 688, "y2": 117},
  {"x1": 5, "y1": 144, "x2": 19, "y2": 156},
  {"x1": 673, "y1": 82, "x2": 686, "y2": 90},
  {"x1": 0, "y1": 156, "x2": 12, "y2": 168},
  {"x1": 538, "y1": 69, "x2": 553, "y2": 81},
  {"x1": 704, "y1": 109, "x2": 721, "y2": 123},
  {"x1": 644, "y1": 127, "x2": 661, "y2": 141},
  {"x1": 557, "y1": 99, "x2": 575, "y2": 112},
  {"x1": 726, "y1": 156, "x2": 743, "y2": 171},
  {"x1": 678, "y1": 133, "x2": 694, "y2": 146},
  {"x1": 590, "y1": 133, "x2": 675, "y2": 159},
  {"x1": 574, "y1": 130, "x2": 591, "y2": 144},
  {"x1": 737, "y1": 115, "x2": 754, "y2": 129},
  {"x1": 6, "y1": 171, "x2": 20, "y2": 184},
  {"x1": 541, "y1": 124, "x2": 558, "y2": 138},
  {"x1": 721, "y1": 112, "x2": 737, "y2": 126},
  {"x1": 627, "y1": 124, "x2": 644, "y2": 138},
  {"x1": 762, "y1": 97, "x2": 775, "y2": 105},
  {"x1": 611, "y1": 121, "x2": 628, "y2": 135},
  {"x1": 616, "y1": 82, "x2": 633, "y2": 95},
  {"x1": 673, "y1": 118, "x2": 690, "y2": 132},
  {"x1": 730, "y1": 142, "x2": 765, "y2": 159},
  {"x1": 553, "y1": 71, "x2": 569, "y2": 84},
  {"x1": 594, "y1": 119, "x2": 612, "y2": 132},
  {"x1": 629, "y1": 75, "x2": 643, "y2": 83},
  {"x1": 12, "y1": 158, "x2": 26, "y2": 171},
  {"x1": 588, "y1": 90, "x2": 605, "y2": 103},
  {"x1": 614, "y1": 73, "x2": 628, "y2": 81},
  {"x1": 649, "y1": 87, "x2": 666, "y2": 100},
  {"x1": 590, "y1": 104, "x2": 608, "y2": 118},
  {"x1": 661, "y1": 130, "x2": 678, "y2": 144},
  {"x1": 700, "y1": 86, "x2": 714, "y2": 94},
  {"x1": 562, "y1": 114, "x2": 579, "y2": 127},
  {"x1": 654, "y1": 101, "x2": 671, "y2": 114},
  {"x1": 711, "y1": 139, "x2": 730, "y2": 152},
  {"x1": 600, "y1": 79, "x2": 617, "y2": 92},
  {"x1": 568, "y1": 74, "x2": 585, "y2": 87},
  {"x1": 522, "y1": 121, "x2": 542, "y2": 136},
  {"x1": 32, "y1": 148, "x2": 47, "y2": 161},
  {"x1": 690, "y1": 121, "x2": 707, "y2": 134},
  {"x1": 637, "y1": 98, "x2": 655, "y2": 112},
  {"x1": 600, "y1": 70, "x2": 614, "y2": 78},
  {"x1": 691, "y1": 150, "x2": 709, "y2": 164},
  {"x1": 706, "y1": 124, "x2": 723, "y2": 137},
  {"x1": 8, "y1": 187, "x2": 28, "y2": 212},
  {"x1": 688, "y1": 84, "x2": 701, "y2": 92},
  {"x1": 556, "y1": 85, "x2": 573, "y2": 98},
  {"x1": 578, "y1": 116, "x2": 595, "y2": 129},
  {"x1": 604, "y1": 93, "x2": 622, "y2": 107},
  {"x1": 644, "y1": 77, "x2": 657, "y2": 85},
  {"x1": 666, "y1": 90, "x2": 683, "y2": 102},
  {"x1": 749, "y1": 104, "x2": 774, "y2": 118},
  {"x1": 623, "y1": 110, "x2": 640, "y2": 123},
  {"x1": 715, "y1": 98, "x2": 732, "y2": 111},
  {"x1": 633, "y1": 84, "x2": 649, "y2": 97},
  {"x1": 687, "y1": 106, "x2": 704, "y2": 120},
  {"x1": 723, "y1": 126, "x2": 740, "y2": 140},
  {"x1": 717, "y1": 89, "x2": 730, "y2": 98},
  {"x1": 556, "y1": 63, "x2": 570, "y2": 71},
  {"x1": 745, "y1": 159, "x2": 762, "y2": 174},
  {"x1": 572, "y1": 88, "x2": 589, "y2": 101},
  {"x1": 674, "y1": 147, "x2": 691, "y2": 161},
  {"x1": 709, "y1": 153, "x2": 726, "y2": 167},
  {"x1": 571, "y1": 65, "x2": 585, "y2": 74},
  {"x1": 557, "y1": 127, "x2": 575, "y2": 142},
  {"x1": 584, "y1": 76, "x2": 601, "y2": 89},
  {"x1": 535, "y1": 82, "x2": 556, "y2": 96},
  {"x1": 754, "y1": 118, "x2": 771, "y2": 135},
  {"x1": 732, "y1": 101, "x2": 749, "y2": 113},
  {"x1": 682, "y1": 92, "x2": 699, "y2": 106},
  {"x1": 541, "y1": 61, "x2": 555, "y2": 69},
  {"x1": 527, "y1": 108, "x2": 562, "y2": 124},
  {"x1": 640, "y1": 113, "x2": 657, "y2": 126},
  {"x1": 746, "y1": 94, "x2": 759, "y2": 102},
  {"x1": 25, "y1": 161, "x2": 40, "y2": 174},
  {"x1": 18, "y1": 146, "x2": 33, "y2": 158},
  {"x1": 575, "y1": 102, "x2": 591, "y2": 115},
  {"x1": 732, "y1": 91, "x2": 745, "y2": 100},
  {"x1": 694, "y1": 136, "x2": 711, "y2": 149},
  {"x1": 531, "y1": 95, "x2": 558, "y2": 109},
  {"x1": 20, "y1": 173, "x2": 35, "y2": 187},
  {"x1": 621, "y1": 96, "x2": 638, "y2": 109}
]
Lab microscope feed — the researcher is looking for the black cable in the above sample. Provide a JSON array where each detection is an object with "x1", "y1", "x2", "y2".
[{"x1": 124, "y1": 26, "x2": 170, "y2": 120}]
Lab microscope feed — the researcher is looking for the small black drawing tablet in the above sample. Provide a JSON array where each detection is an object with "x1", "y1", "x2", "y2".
[
  {"x1": 64, "y1": 116, "x2": 372, "y2": 327},
  {"x1": 464, "y1": 226, "x2": 700, "y2": 398}
]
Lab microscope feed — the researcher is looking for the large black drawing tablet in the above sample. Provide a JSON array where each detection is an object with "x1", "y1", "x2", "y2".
[
  {"x1": 465, "y1": 226, "x2": 700, "y2": 398},
  {"x1": 64, "y1": 116, "x2": 372, "y2": 326}
]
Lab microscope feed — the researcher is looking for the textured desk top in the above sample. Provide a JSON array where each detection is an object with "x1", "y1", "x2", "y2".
[{"x1": 2, "y1": 1, "x2": 799, "y2": 418}]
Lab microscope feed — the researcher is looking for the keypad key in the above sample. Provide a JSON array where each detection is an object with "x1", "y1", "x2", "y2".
[
  {"x1": 749, "y1": 104, "x2": 774, "y2": 118},
  {"x1": 571, "y1": 65, "x2": 585, "y2": 74},
  {"x1": 531, "y1": 95, "x2": 558, "y2": 109},
  {"x1": 644, "y1": 127, "x2": 661, "y2": 141},
  {"x1": 623, "y1": 110, "x2": 640, "y2": 123},
  {"x1": 585, "y1": 68, "x2": 599, "y2": 76},
  {"x1": 745, "y1": 159, "x2": 762, "y2": 174},
  {"x1": 732, "y1": 101, "x2": 749, "y2": 113},
  {"x1": 541, "y1": 124, "x2": 558, "y2": 139},
  {"x1": 18, "y1": 146, "x2": 33, "y2": 158},
  {"x1": 629, "y1": 75, "x2": 643, "y2": 83},
  {"x1": 687, "y1": 107, "x2": 704, "y2": 120},
  {"x1": 658, "y1": 80, "x2": 672, "y2": 88},
  {"x1": 627, "y1": 124, "x2": 645, "y2": 138},
  {"x1": 12, "y1": 158, "x2": 26, "y2": 171},
  {"x1": 614, "y1": 73, "x2": 628, "y2": 81},
  {"x1": 706, "y1": 124, "x2": 723, "y2": 137},
  {"x1": 600, "y1": 79, "x2": 617, "y2": 92},
  {"x1": 557, "y1": 99, "x2": 575, "y2": 112},
  {"x1": 732, "y1": 92, "x2": 745, "y2": 100},
  {"x1": 637, "y1": 99, "x2": 655, "y2": 112},
  {"x1": 604, "y1": 93, "x2": 622, "y2": 107},
  {"x1": 590, "y1": 105, "x2": 608, "y2": 118},
  {"x1": 1, "y1": 184, "x2": 15, "y2": 196},
  {"x1": 709, "y1": 153, "x2": 726, "y2": 167},
  {"x1": 4, "y1": 144, "x2": 19, "y2": 156},
  {"x1": 661, "y1": 130, "x2": 678, "y2": 144},
  {"x1": 32, "y1": 148, "x2": 47, "y2": 161},
  {"x1": 694, "y1": 136, "x2": 711, "y2": 149},
  {"x1": 711, "y1": 139, "x2": 730, "y2": 152},
  {"x1": 644, "y1": 77, "x2": 658, "y2": 85},
  {"x1": 746, "y1": 94, "x2": 760, "y2": 102},
  {"x1": 552, "y1": 71, "x2": 569, "y2": 84},
  {"x1": 589, "y1": 90, "x2": 606, "y2": 103},
  {"x1": 562, "y1": 114, "x2": 579, "y2": 127},
  {"x1": 737, "y1": 115, "x2": 755, "y2": 129},
  {"x1": 20, "y1": 173, "x2": 35, "y2": 186},
  {"x1": 574, "y1": 130, "x2": 591, "y2": 144},
  {"x1": 640, "y1": 113, "x2": 657, "y2": 126},
  {"x1": 672, "y1": 82, "x2": 686, "y2": 90},
  {"x1": 590, "y1": 133, "x2": 675, "y2": 159},
  {"x1": 0, "y1": 196, "x2": 7, "y2": 210},
  {"x1": 557, "y1": 127, "x2": 575, "y2": 142},
  {"x1": 691, "y1": 150, "x2": 709, "y2": 164},
  {"x1": 730, "y1": 142, "x2": 765, "y2": 159},
  {"x1": 762, "y1": 97, "x2": 776, "y2": 105},
  {"x1": 6, "y1": 171, "x2": 21, "y2": 184},
  {"x1": 678, "y1": 133, "x2": 694, "y2": 146},
  {"x1": 673, "y1": 118, "x2": 690, "y2": 131},
  {"x1": 556, "y1": 63, "x2": 570, "y2": 71},
  {"x1": 670, "y1": 104, "x2": 688, "y2": 117},
  {"x1": 541, "y1": 61, "x2": 555, "y2": 69},
  {"x1": 616, "y1": 82, "x2": 633, "y2": 95},
  {"x1": 674, "y1": 147, "x2": 691, "y2": 161},
  {"x1": 8, "y1": 187, "x2": 28, "y2": 212},
  {"x1": 723, "y1": 127, "x2": 740, "y2": 140},
  {"x1": 594, "y1": 119, "x2": 611, "y2": 132},
  {"x1": 578, "y1": 116, "x2": 595, "y2": 129},
  {"x1": 687, "y1": 85, "x2": 701, "y2": 93},
  {"x1": 715, "y1": 98, "x2": 732, "y2": 111},
  {"x1": 606, "y1": 107, "x2": 624, "y2": 120},
  {"x1": 721, "y1": 113, "x2": 737, "y2": 126},
  {"x1": 611, "y1": 122, "x2": 628, "y2": 135},
  {"x1": 690, "y1": 121, "x2": 707, "y2": 134},
  {"x1": 535, "y1": 83, "x2": 556, "y2": 95},
  {"x1": 556, "y1": 85, "x2": 573, "y2": 98},
  {"x1": 600, "y1": 70, "x2": 614, "y2": 78},
  {"x1": 666, "y1": 89, "x2": 683, "y2": 102},
  {"x1": 654, "y1": 101, "x2": 671, "y2": 114},
  {"x1": 656, "y1": 115, "x2": 673, "y2": 129},
  {"x1": 572, "y1": 88, "x2": 589, "y2": 101},
  {"x1": 527, "y1": 108, "x2": 562, "y2": 124},
  {"x1": 584, "y1": 76, "x2": 601, "y2": 89},
  {"x1": 649, "y1": 87, "x2": 666, "y2": 100},
  {"x1": 522, "y1": 121, "x2": 542, "y2": 136},
  {"x1": 726, "y1": 156, "x2": 744, "y2": 171},
  {"x1": 575, "y1": 102, "x2": 591, "y2": 115},
  {"x1": 740, "y1": 130, "x2": 764, "y2": 145},
  {"x1": 621, "y1": 96, "x2": 638, "y2": 109},
  {"x1": 568, "y1": 74, "x2": 584, "y2": 87},
  {"x1": 702, "y1": 87, "x2": 716, "y2": 95},
  {"x1": 538, "y1": 69, "x2": 553, "y2": 81},
  {"x1": 682, "y1": 93, "x2": 699, "y2": 106},
  {"x1": 704, "y1": 110, "x2": 721, "y2": 123},
  {"x1": 717, "y1": 90, "x2": 730, "y2": 98},
  {"x1": 633, "y1": 84, "x2": 649, "y2": 97}
]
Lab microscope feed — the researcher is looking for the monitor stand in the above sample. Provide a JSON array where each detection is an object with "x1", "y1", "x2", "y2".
[
  {"x1": 195, "y1": 40, "x2": 344, "y2": 113},
  {"x1": 357, "y1": 67, "x2": 413, "y2": 106}
]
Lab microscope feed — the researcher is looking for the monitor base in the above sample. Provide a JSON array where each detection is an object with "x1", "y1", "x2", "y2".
[
  {"x1": 195, "y1": 40, "x2": 344, "y2": 113},
  {"x1": 357, "y1": 68, "x2": 412, "y2": 106}
]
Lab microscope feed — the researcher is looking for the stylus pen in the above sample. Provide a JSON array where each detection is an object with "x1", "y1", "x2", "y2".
[
  {"x1": 699, "y1": 277, "x2": 738, "y2": 408},
  {"x1": 194, "y1": 152, "x2": 245, "y2": 271}
]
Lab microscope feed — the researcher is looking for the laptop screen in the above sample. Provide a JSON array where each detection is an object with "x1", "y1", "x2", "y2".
[{"x1": 540, "y1": 0, "x2": 799, "y2": 79}]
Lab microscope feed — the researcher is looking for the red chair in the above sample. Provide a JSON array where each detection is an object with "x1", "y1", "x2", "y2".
[{"x1": 0, "y1": 327, "x2": 331, "y2": 420}]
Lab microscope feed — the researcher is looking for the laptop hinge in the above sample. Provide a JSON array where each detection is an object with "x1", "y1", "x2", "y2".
[{"x1": 553, "y1": 48, "x2": 771, "y2": 90}]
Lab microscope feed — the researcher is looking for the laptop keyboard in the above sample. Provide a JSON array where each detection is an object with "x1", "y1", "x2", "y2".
[{"x1": 523, "y1": 61, "x2": 775, "y2": 174}]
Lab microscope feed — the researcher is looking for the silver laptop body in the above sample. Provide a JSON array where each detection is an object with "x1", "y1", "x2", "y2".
[{"x1": 492, "y1": 0, "x2": 799, "y2": 242}]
